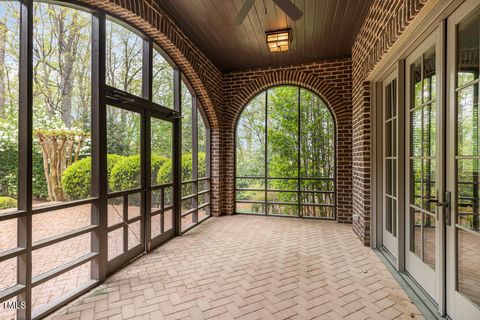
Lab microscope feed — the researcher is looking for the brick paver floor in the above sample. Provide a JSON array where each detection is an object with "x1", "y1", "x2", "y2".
[
  {"x1": 0, "y1": 202, "x2": 206, "y2": 319},
  {"x1": 47, "y1": 215, "x2": 423, "y2": 320}
]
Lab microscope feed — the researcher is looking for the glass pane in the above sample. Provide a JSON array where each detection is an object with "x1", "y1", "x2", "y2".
[
  {"x1": 385, "y1": 159, "x2": 397, "y2": 197},
  {"x1": 181, "y1": 82, "x2": 193, "y2": 181},
  {"x1": 107, "y1": 105, "x2": 141, "y2": 192},
  {"x1": 411, "y1": 159, "x2": 422, "y2": 207},
  {"x1": 423, "y1": 46, "x2": 436, "y2": 102},
  {"x1": 385, "y1": 196, "x2": 392, "y2": 233},
  {"x1": 32, "y1": 3, "x2": 92, "y2": 205},
  {"x1": 457, "y1": 85, "x2": 479, "y2": 157},
  {"x1": 457, "y1": 7, "x2": 480, "y2": 87},
  {"x1": 268, "y1": 86, "x2": 298, "y2": 178},
  {"x1": 236, "y1": 92, "x2": 266, "y2": 177},
  {"x1": 457, "y1": 230, "x2": 480, "y2": 306},
  {"x1": 423, "y1": 213, "x2": 435, "y2": 269},
  {"x1": 300, "y1": 88, "x2": 334, "y2": 178},
  {"x1": 412, "y1": 57, "x2": 422, "y2": 107},
  {"x1": 152, "y1": 49, "x2": 174, "y2": 108},
  {"x1": 410, "y1": 208, "x2": 422, "y2": 258},
  {"x1": 151, "y1": 118, "x2": 172, "y2": 185},
  {"x1": 198, "y1": 109, "x2": 208, "y2": 178},
  {"x1": 0, "y1": 1, "x2": 20, "y2": 212},
  {"x1": 423, "y1": 159, "x2": 436, "y2": 213},
  {"x1": 423, "y1": 103, "x2": 436, "y2": 157},
  {"x1": 105, "y1": 19, "x2": 142, "y2": 96},
  {"x1": 411, "y1": 108, "x2": 422, "y2": 157},
  {"x1": 457, "y1": 158, "x2": 480, "y2": 231}
]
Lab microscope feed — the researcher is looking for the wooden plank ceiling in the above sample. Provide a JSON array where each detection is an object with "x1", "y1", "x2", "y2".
[{"x1": 157, "y1": 0, "x2": 372, "y2": 72}]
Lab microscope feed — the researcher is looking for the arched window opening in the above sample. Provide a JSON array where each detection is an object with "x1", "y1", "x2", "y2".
[{"x1": 236, "y1": 86, "x2": 336, "y2": 219}]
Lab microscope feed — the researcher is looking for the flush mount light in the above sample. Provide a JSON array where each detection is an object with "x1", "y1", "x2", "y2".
[{"x1": 266, "y1": 29, "x2": 291, "y2": 52}]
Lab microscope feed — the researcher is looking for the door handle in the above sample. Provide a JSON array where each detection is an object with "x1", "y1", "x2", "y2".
[{"x1": 437, "y1": 191, "x2": 451, "y2": 226}]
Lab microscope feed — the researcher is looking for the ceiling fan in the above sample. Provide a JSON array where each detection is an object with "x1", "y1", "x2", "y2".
[{"x1": 235, "y1": 0, "x2": 303, "y2": 25}]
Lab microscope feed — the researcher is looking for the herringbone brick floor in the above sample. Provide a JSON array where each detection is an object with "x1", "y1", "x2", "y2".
[{"x1": 48, "y1": 215, "x2": 423, "y2": 320}]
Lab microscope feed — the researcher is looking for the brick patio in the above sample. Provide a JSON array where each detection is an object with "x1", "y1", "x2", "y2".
[{"x1": 47, "y1": 215, "x2": 423, "y2": 320}]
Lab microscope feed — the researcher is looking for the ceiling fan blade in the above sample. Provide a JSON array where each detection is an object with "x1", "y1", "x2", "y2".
[
  {"x1": 235, "y1": 0, "x2": 256, "y2": 25},
  {"x1": 272, "y1": 0, "x2": 303, "y2": 20}
]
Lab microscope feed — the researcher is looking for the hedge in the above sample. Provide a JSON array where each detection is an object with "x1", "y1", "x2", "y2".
[
  {"x1": 0, "y1": 196, "x2": 17, "y2": 210},
  {"x1": 63, "y1": 154, "x2": 126, "y2": 200}
]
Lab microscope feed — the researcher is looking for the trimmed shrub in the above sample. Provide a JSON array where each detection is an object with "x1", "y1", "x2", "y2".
[
  {"x1": 63, "y1": 154, "x2": 125, "y2": 200},
  {"x1": 0, "y1": 196, "x2": 17, "y2": 210},
  {"x1": 109, "y1": 154, "x2": 168, "y2": 192},
  {"x1": 157, "y1": 152, "x2": 206, "y2": 185},
  {"x1": 62, "y1": 157, "x2": 91, "y2": 200}
]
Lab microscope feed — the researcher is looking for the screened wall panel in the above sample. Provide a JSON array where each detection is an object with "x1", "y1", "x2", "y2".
[
  {"x1": 0, "y1": 1, "x2": 210, "y2": 318},
  {"x1": 236, "y1": 86, "x2": 336, "y2": 219}
]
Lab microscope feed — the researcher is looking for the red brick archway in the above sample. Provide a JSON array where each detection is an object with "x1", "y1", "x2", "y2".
[{"x1": 222, "y1": 67, "x2": 353, "y2": 222}]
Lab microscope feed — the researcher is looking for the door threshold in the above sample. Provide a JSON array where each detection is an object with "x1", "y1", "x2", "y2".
[{"x1": 375, "y1": 248, "x2": 448, "y2": 320}]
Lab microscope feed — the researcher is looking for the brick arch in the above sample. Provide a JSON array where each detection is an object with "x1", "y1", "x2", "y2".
[
  {"x1": 222, "y1": 69, "x2": 352, "y2": 223},
  {"x1": 74, "y1": 0, "x2": 222, "y2": 214}
]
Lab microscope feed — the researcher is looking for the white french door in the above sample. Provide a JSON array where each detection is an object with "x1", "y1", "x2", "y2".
[
  {"x1": 382, "y1": 70, "x2": 400, "y2": 259},
  {"x1": 405, "y1": 29, "x2": 441, "y2": 303},
  {"x1": 446, "y1": 0, "x2": 480, "y2": 318}
]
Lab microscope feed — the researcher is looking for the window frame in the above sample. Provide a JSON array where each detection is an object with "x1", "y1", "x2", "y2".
[{"x1": 234, "y1": 85, "x2": 337, "y2": 220}]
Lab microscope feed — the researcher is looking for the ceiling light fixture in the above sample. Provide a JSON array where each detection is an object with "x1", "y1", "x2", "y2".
[{"x1": 266, "y1": 29, "x2": 291, "y2": 52}]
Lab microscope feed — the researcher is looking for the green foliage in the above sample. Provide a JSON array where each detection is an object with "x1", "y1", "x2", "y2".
[
  {"x1": 112, "y1": 155, "x2": 137, "y2": 192},
  {"x1": 32, "y1": 147, "x2": 49, "y2": 199},
  {"x1": 0, "y1": 196, "x2": 17, "y2": 210},
  {"x1": 0, "y1": 143, "x2": 18, "y2": 197},
  {"x1": 109, "y1": 154, "x2": 168, "y2": 192},
  {"x1": 62, "y1": 154, "x2": 130, "y2": 199},
  {"x1": 62, "y1": 157, "x2": 91, "y2": 200},
  {"x1": 157, "y1": 152, "x2": 206, "y2": 185}
]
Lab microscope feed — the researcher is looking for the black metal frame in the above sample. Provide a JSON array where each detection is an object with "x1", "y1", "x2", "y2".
[
  {"x1": 0, "y1": 1, "x2": 211, "y2": 319},
  {"x1": 179, "y1": 78, "x2": 212, "y2": 234},
  {"x1": 234, "y1": 85, "x2": 337, "y2": 220}
]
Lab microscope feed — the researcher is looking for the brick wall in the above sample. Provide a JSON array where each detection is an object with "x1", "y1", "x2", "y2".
[
  {"x1": 351, "y1": 0, "x2": 430, "y2": 245},
  {"x1": 76, "y1": 0, "x2": 224, "y2": 215},
  {"x1": 221, "y1": 59, "x2": 353, "y2": 222},
  {"x1": 74, "y1": 0, "x2": 435, "y2": 245}
]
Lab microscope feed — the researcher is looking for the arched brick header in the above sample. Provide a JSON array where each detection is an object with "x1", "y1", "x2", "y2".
[
  {"x1": 74, "y1": 0, "x2": 223, "y2": 214},
  {"x1": 221, "y1": 61, "x2": 353, "y2": 223}
]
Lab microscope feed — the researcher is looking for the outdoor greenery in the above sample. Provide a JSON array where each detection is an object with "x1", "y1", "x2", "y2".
[
  {"x1": 236, "y1": 86, "x2": 335, "y2": 218},
  {"x1": 0, "y1": 2, "x2": 206, "y2": 212}
]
